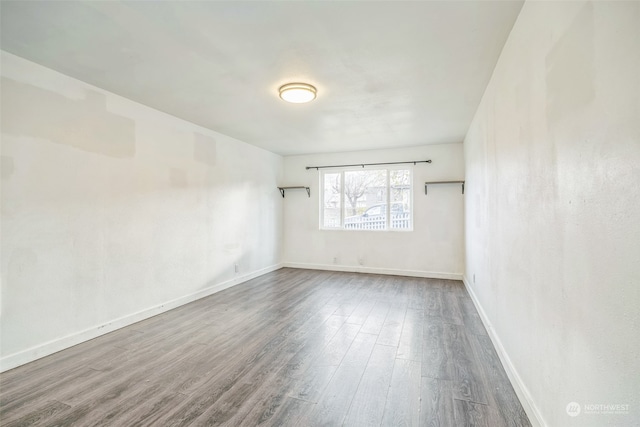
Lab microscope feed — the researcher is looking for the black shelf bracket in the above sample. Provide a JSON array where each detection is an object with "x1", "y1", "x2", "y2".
[
  {"x1": 424, "y1": 181, "x2": 465, "y2": 195},
  {"x1": 278, "y1": 186, "x2": 310, "y2": 198}
]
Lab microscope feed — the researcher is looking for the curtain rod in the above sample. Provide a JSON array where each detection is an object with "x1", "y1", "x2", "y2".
[{"x1": 305, "y1": 160, "x2": 431, "y2": 170}]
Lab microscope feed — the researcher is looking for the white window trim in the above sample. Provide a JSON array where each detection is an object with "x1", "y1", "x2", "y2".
[{"x1": 319, "y1": 166, "x2": 413, "y2": 232}]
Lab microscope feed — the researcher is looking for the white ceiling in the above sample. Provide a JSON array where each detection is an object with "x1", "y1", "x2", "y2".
[{"x1": 1, "y1": 1, "x2": 523, "y2": 156}]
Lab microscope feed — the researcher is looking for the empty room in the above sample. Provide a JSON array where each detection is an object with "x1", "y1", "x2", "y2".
[{"x1": 1, "y1": 1, "x2": 638, "y2": 426}]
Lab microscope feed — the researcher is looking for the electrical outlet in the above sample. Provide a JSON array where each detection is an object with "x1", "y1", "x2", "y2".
[
  {"x1": 358, "y1": 258, "x2": 364, "y2": 266},
  {"x1": 473, "y1": 274, "x2": 476, "y2": 283},
  {"x1": 235, "y1": 264, "x2": 239, "y2": 273},
  {"x1": 333, "y1": 257, "x2": 338, "y2": 264}
]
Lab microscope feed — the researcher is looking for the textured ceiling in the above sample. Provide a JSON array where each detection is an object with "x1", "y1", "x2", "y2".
[{"x1": 1, "y1": 1, "x2": 523, "y2": 155}]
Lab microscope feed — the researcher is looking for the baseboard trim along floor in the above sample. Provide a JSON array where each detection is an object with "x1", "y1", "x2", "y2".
[
  {"x1": 462, "y1": 275, "x2": 547, "y2": 427},
  {"x1": 1, "y1": 268, "x2": 531, "y2": 426},
  {"x1": 283, "y1": 262, "x2": 463, "y2": 281},
  {"x1": 0, "y1": 263, "x2": 284, "y2": 373}
]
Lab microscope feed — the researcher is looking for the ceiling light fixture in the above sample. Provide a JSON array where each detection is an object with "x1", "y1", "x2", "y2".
[{"x1": 279, "y1": 83, "x2": 317, "y2": 104}]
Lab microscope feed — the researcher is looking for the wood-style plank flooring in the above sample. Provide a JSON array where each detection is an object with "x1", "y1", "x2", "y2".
[{"x1": 0, "y1": 268, "x2": 531, "y2": 426}]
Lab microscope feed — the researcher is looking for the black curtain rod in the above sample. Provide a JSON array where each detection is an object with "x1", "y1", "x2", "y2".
[{"x1": 305, "y1": 160, "x2": 431, "y2": 170}]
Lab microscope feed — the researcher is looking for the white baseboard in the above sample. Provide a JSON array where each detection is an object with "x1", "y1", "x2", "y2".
[
  {"x1": 283, "y1": 262, "x2": 462, "y2": 280},
  {"x1": 461, "y1": 275, "x2": 547, "y2": 427},
  {"x1": 0, "y1": 263, "x2": 283, "y2": 373}
]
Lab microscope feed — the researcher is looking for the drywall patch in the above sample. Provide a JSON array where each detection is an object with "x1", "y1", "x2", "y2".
[
  {"x1": 545, "y1": 2, "x2": 595, "y2": 124},
  {"x1": 1, "y1": 156, "x2": 15, "y2": 180},
  {"x1": 193, "y1": 133, "x2": 216, "y2": 166},
  {"x1": 169, "y1": 168, "x2": 188, "y2": 188},
  {"x1": 0, "y1": 77, "x2": 135, "y2": 158}
]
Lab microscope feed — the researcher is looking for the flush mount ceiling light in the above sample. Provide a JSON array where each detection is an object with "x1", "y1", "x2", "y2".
[{"x1": 278, "y1": 83, "x2": 317, "y2": 103}]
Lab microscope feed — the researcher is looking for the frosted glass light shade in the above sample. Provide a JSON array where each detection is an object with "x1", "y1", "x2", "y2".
[{"x1": 279, "y1": 83, "x2": 317, "y2": 103}]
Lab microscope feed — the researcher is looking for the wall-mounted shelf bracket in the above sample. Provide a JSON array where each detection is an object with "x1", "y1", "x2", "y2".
[
  {"x1": 278, "y1": 186, "x2": 310, "y2": 198},
  {"x1": 424, "y1": 181, "x2": 465, "y2": 195}
]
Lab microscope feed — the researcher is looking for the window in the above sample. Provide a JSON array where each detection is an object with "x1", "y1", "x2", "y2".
[{"x1": 320, "y1": 168, "x2": 412, "y2": 231}]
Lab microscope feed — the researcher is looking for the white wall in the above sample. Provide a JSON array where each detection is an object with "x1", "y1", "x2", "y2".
[
  {"x1": 0, "y1": 52, "x2": 283, "y2": 371},
  {"x1": 463, "y1": 1, "x2": 640, "y2": 426},
  {"x1": 282, "y1": 144, "x2": 464, "y2": 278}
]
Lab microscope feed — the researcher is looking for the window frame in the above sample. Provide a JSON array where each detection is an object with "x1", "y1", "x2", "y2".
[{"x1": 319, "y1": 166, "x2": 413, "y2": 232}]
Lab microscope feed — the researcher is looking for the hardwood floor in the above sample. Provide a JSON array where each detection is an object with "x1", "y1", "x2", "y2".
[{"x1": 0, "y1": 268, "x2": 531, "y2": 426}]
